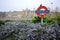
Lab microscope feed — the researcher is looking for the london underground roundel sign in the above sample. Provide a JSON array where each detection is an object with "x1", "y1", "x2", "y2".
[{"x1": 35, "y1": 5, "x2": 50, "y2": 18}]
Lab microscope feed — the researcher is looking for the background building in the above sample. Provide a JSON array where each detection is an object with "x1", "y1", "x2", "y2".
[{"x1": 0, "y1": 9, "x2": 60, "y2": 21}]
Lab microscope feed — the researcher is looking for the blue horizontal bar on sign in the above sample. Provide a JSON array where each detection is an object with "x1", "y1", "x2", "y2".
[{"x1": 35, "y1": 10, "x2": 50, "y2": 13}]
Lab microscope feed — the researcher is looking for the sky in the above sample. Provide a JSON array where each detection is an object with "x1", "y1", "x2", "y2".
[{"x1": 0, "y1": 0, "x2": 60, "y2": 12}]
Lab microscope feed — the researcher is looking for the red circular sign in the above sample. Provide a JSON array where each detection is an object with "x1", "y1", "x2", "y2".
[{"x1": 36, "y1": 5, "x2": 48, "y2": 18}]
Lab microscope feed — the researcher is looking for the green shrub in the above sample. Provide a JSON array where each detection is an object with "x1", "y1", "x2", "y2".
[
  {"x1": 0, "y1": 20, "x2": 5, "y2": 25},
  {"x1": 43, "y1": 17, "x2": 48, "y2": 22},
  {"x1": 32, "y1": 16, "x2": 48, "y2": 23},
  {"x1": 57, "y1": 16, "x2": 60, "y2": 22},
  {"x1": 32, "y1": 16, "x2": 41, "y2": 23},
  {"x1": 32, "y1": 16, "x2": 55, "y2": 25},
  {"x1": 56, "y1": 16, "x2": 60, "y2": 26},
  {"x1": 47, "y1": 19, "x2": 55, "y2": 25}
]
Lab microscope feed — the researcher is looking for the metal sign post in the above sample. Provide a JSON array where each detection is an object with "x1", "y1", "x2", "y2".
[
  {"x1": 41, "y1": 18, "x2": 43, "y2": 24},
  {"x1": 41, "y1": 13, "x2": 44, "y2": 25}
]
